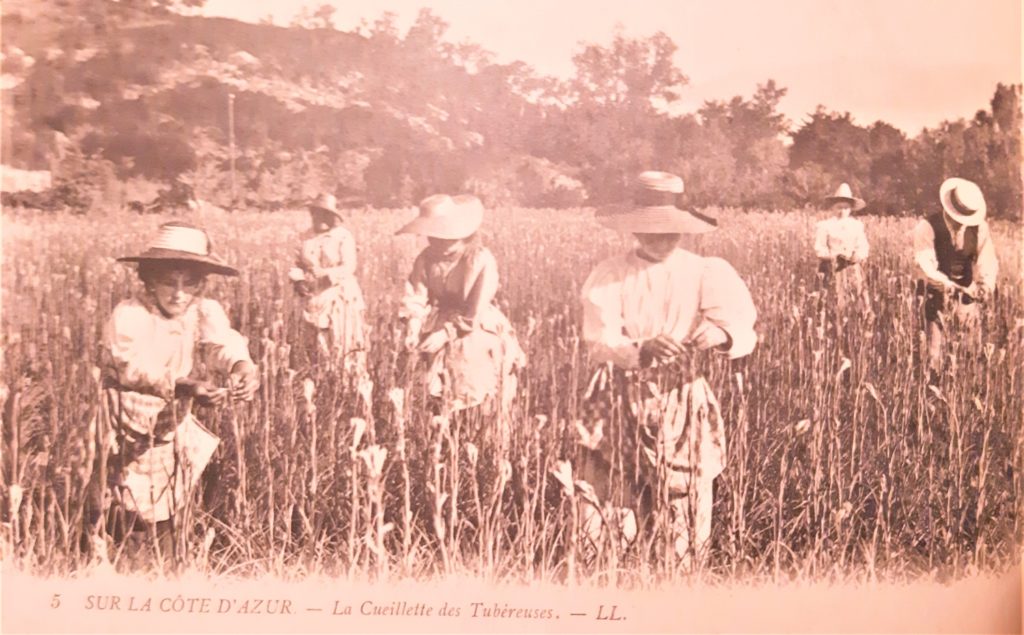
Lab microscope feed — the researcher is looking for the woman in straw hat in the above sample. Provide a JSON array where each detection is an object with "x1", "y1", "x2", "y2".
[
  {"x1": 912, "y1": 177, "x2": 999, "y2": 380},
  {"x1": 396, "y1": 194, "x2": 526, "y2": 423},
  {"x1": 289, "y1": 193, "x2": 368, "y2": 376},
  {"x1": 577, "y1": 171, "x2": 757, "y2": 566},
  {"x1": 96, "y1": 221, "x2": 259, "y2": 568},
  {"x1": 813, "y1": 182, "x2": 872, "y2": 313}
]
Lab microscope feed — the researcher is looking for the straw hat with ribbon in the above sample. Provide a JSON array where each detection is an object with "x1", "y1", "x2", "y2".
[
  {"x1": 823, "y1": 183, "x2": 866, "y2": 211},
  {"x1": 117, "y1": 222, "x2": 239, "y2": 276},
  {"x1": 939, "y1": 177, "x2": 986, "y2": 226},
  {"x1": 396, "y1": 194, "x2": 484, "y2": 240},
  {"x1": 308, "y1": 193, "x2": 345, "y2": 221},
  {"x1": 596, "y1": 171, "x2": 717, "y2": 235}
]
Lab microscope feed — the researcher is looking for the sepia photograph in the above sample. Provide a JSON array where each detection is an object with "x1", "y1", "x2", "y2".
[{"x1": 0, "y1": 0, "x2": 1021, "y2": 632}]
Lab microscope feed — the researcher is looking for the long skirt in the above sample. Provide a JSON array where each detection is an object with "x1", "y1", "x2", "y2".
[
  {"x1": 110, "y1": 413, "x2": 220, "y2": 524},
  {"x1": 299, "y1": 280, "x2": 368, "y2": 376},
  {"x1": 575, "y1": 360, "x2": 725, "y2": 561},
  {"x1": 419, "y1": 305, "x2": 526, "y2": 416}
]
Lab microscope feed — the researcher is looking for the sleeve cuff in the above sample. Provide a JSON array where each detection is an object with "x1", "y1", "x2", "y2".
[
  {"x1": 722, "y1": 327, "x2": 757, "y2": 359},
  {"x1": 218, "y1": 332, "x2": 253, "y2": 370},
  {"x1": 589, "y1": 341, "x2": 641, "y2": 369},
  {"x1": 452, "y1": 315, "x2": 475, "y2": 335},
  {"x1": 443, "y1": 321, "x2": 459, "y2": 342}
]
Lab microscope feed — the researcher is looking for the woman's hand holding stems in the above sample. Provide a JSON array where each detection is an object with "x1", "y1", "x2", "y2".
[
  {"x1": 174, "y1": 360, "x2": 259, "y2": 407},
  {"x1": 639, "y1": 324, "x2": 731, "y2": 367}
]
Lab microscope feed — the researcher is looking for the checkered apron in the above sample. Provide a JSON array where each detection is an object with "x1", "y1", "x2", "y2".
[
  {"x1": 576, "y1": 358, "x2": 726, "y2": 508},
  {"x1": 102, "y1": 384, "x2": 219, "y2": 523}
]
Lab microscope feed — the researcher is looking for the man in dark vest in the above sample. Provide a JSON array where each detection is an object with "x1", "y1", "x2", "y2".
[{"x1": 912, "y1": 177, "x2": 999, "y2": 379}]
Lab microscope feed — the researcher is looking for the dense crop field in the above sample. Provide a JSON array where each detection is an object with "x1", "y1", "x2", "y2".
[{"x1": 1, "y1": 207, "x2": 1021, "y2": 585}]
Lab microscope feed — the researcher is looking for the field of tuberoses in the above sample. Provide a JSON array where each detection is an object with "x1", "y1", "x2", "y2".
[{"x1": 1, "y1": 206, "x2": 1020, "y2": 584}]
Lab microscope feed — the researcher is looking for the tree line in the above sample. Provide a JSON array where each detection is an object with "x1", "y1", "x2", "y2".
[
  {"x1": 4, "y1": 3, "x2": 1021, "y2": 218},
  {"x1": 385, "y1": 15, "x2": 1022, "y2": 218}
]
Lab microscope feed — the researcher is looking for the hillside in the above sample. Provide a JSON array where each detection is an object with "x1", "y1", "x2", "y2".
[
  {"x1": 1, "y1": 0, "x2": 576, "y2": 209},
  {"x1": 1, "y1": 0, "x2": 1019, "y2": 217}
]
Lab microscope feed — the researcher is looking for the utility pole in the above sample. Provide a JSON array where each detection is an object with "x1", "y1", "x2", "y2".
[{"x1": 228, "y1": 92, "x2": 236, "y2": 210}]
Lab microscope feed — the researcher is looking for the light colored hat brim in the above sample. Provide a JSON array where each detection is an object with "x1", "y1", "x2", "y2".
[
  {"x1": 395, "y1": 207, "x2": 483, "y2": 239},
  {"x1": 823, "y1": 195, "x2": 866, "y2": 211},
  {"x1": 595, "y1": 205, "x2": 717, "y2": 235},
  {"x1": 118, "y1": 249, "x2": 239, "y2": 276},
  {"x1": 940, "y1": 179, "x2": 986, "y2": 226},
  {"x1": 308, "y1": 204, "x2": 345, "y2": 220}
]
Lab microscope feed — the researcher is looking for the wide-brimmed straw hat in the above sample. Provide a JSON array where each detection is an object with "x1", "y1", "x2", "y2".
[
  {"x1": 823, "y1": 183, "x2": 866, "y2": 211},
  {"x1": 396, "y1": 194, "x2": 484, "y2": 240},
  {"x1": 117, "y1": 222, "x2": 238, "y2": 276},
  {"x1": 596, "y1": 171, "x2": 717, "y2": 235},
  {"x1": 940, "y1": 177, "x2": 986, "y2": 226},
  {"x1": 308, "y1": 193, "x2": 344, "y2": 221}
]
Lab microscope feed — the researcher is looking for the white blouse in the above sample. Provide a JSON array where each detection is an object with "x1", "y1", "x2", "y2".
[
  {"x1": 813, "y1": 216, "x2": 870, "y2": 262},
  {"x1": 581, "y1": 248, "x2": 758, "y2": 369},
  {"x1": 105, "y1": 297, "x2": 251, "y2": 393},
  {"x1": 102, "y1": 296, "x2": 252, "y2": 435},
  {"x1": 295, "y1": 225, "x2": 365, "y2": 329},
  {"x1": 297, "y1": 225, "x2": 358, "y2": 285}
]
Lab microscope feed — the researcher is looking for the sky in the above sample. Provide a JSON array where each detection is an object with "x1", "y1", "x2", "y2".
[{"x1": 198, "y1": 0, "x2": 1022, "y2": 134}]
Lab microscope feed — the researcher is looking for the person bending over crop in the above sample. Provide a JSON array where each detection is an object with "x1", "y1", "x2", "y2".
[
  {"x1": 96, "y1": 222, "x2": 259, "y2": 568},
  {"x1": 395, "y1": 194, "x2": 527, "y2": 537},
  {"x1": 912, "y1": 177, "x2": 998, "y2": 383},
  {"x1": 396, "y1": 194, "x2": 526, "y2": 442},
  {"x1": 577, "y1": 171, "x2": 757, "y2": 567}
]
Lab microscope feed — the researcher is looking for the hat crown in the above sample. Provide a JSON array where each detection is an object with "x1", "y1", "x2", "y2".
[
  {"x1": 117, "y1": 222, "x2": 237, "y2": 275},
  {"x1": 148, "y1": 223, "x2": 211, "y2": 256},
  {"x1": 311, "y1": 193, "x2": 339, "y2": 212},
  {"x1": 595, "y1": 170, "x2": 716, "y2": 235},
  {"x1": 948, "y1": 181, "x2": 984, "y2": 215},
  {"x1": 823, "y1": 182, "x2": 866, "y2": 210},
  {"x1": 397, "y1": 193, "x2": 484, "y2": 239},
  {"x1": 940, "y1": 177, "x2": 986, "y2": 225},
  {"x1": 417, "y1": 194, "x2": 483, "y2": 220},
  {"x1": 418, "y1": 194, "x2": 455, "y2": 218},
  {"x1": 637, "y1": 171, "x2": 684, "y2": 194},
  {"x1": 832, "y1": 183, "x2": 854, "y2": 199}
]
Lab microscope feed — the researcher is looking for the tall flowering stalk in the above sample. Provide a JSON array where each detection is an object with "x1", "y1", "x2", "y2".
[
  {"x1": 427, "y1": 415, "x2": 451, "y2": 574},
  {"x1": 301, "y1": 377, "x2": 317, "y2": 541},
  {"x1": 346, "y1": 417, "x2": 367, "y2": 574},
  {"x1": 550, "y1": 460, "x2": 577, "y2": 585},
  {"x1": 387, "y1": 387, "x2": 413, "y2": 572},
  {"x1": 0, "y1": 208, "x2": 1021, "y2": 581},
  {"x1": 358, "y1": 444, "x2": 389, "y2": 579}
]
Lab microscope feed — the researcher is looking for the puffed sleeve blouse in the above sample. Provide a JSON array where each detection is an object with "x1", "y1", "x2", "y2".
[{"x1": 581, "y1": 248, "x2": 757, "y2": 369}]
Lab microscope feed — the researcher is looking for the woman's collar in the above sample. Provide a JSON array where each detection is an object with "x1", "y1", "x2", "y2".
[
  {"x1": 629, "y1": 246, "x2": 690, "y2": 265},
  {"x1": 426, "y1": 244, "x2": 468, "y2": 264}
]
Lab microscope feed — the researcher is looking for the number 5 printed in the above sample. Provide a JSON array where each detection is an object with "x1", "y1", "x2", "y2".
[{"x1": 51, "y1": 593, "x2": 61, "y2": 609}]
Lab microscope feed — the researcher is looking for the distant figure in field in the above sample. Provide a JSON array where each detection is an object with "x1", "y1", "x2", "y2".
[
  {"x1": 577, "y1": 171, "x2": 757, "y2": 566},
  {"x1": 396, "y1": 194, "x2": 526, "y2": 428},
  {"x1": 913, "y1": 177, "x2": 998, "y2": 379},
  {"x1": 813, "y1": 182, "x2": 872, "y2": 313},
  {"x1": 289, "y1": 194, "x2": 368, "y2": 377},
  {"x1": 98, "y1": 222, "x2": 259, "y2": 567}
]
